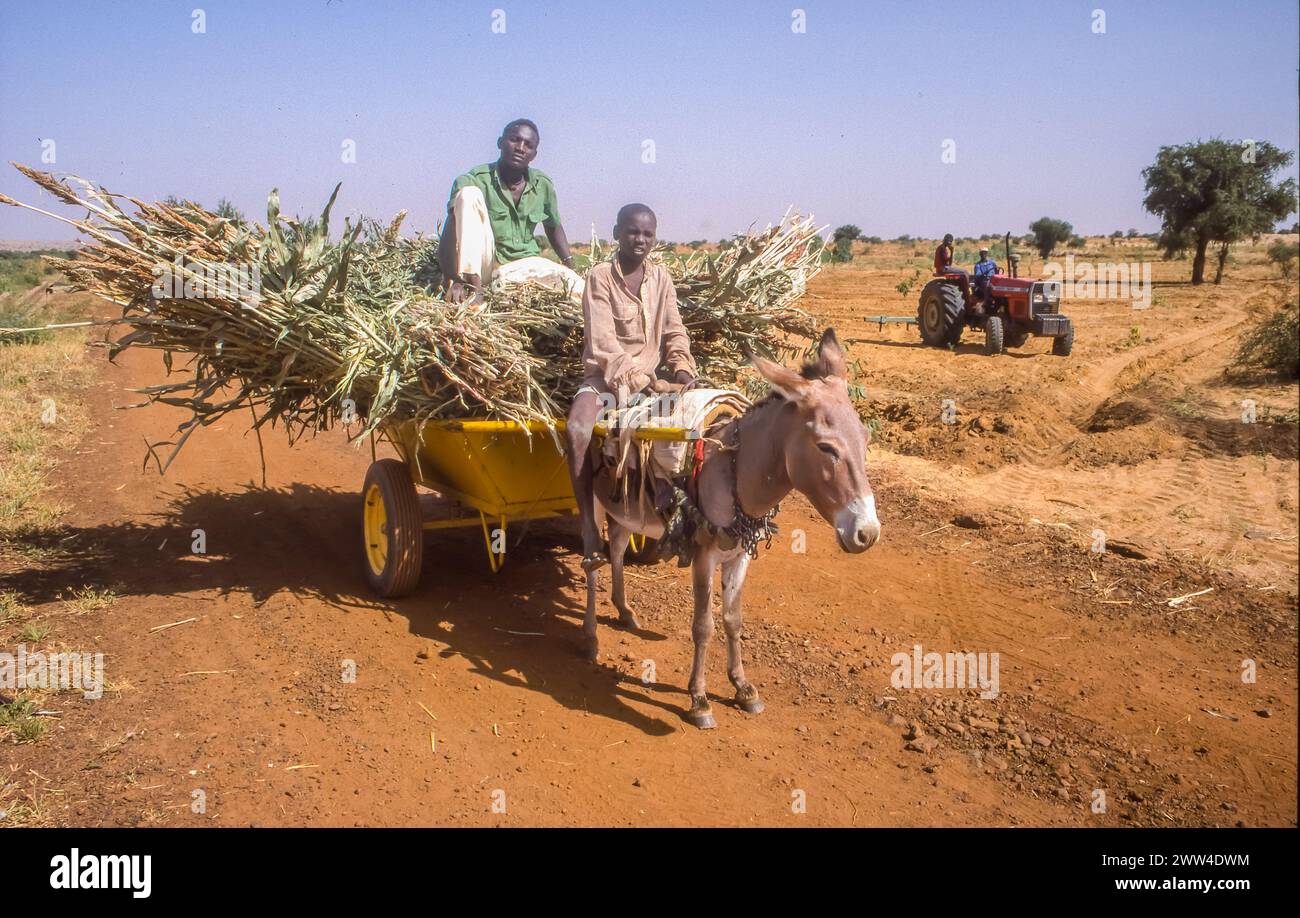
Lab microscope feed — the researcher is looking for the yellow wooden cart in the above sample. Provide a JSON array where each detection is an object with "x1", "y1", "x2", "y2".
[{"x1": 361, "y1": 417, "x2": 698, "y2": 596}]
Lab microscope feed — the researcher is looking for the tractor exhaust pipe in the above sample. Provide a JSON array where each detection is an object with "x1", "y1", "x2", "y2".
[{"x1": 1004, "y1": 231, "x2": 1017, "y2": 278}]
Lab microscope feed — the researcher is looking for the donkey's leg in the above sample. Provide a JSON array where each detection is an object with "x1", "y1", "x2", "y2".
[
  {"x1": 687, "y1": 546, "x2": 719, "y2": 729},
  {"x1": 720, "y1": 552, "x2": 762, "y2": 714},
  {"x1": 582, "y1": 560, "x2": 601, "y2": 662},
  {"x1": 606, "y1": 517, "x2": 640, "y2": 630}
]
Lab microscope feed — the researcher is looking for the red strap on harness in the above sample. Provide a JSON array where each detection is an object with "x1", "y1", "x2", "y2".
[{"x1": 692, "y1": 437, "x2": 706, "y2": 482}]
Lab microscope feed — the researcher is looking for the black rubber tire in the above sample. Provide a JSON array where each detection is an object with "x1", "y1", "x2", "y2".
[
  {"x1": 625, "y1": 534, "x2": 660, "y2": 565},
  {"x1": 917, "y1": 280, "x2": 965, "y2": 347},
  {"x1": 1051, "y1": 323, "x2": 1074, "y2": 357},
  {"x1": 984, "y1": 315, "x2": 1005, "y2": 356},
  {"x1": 1005, "y1": 327, "x2": 1030, "y2": 349},
  {"x1": 362, "y1": 458, "x2": 424, "y2": 597}
]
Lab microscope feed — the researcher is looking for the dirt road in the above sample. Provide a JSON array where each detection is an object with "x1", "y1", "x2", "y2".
[{"x1": 3, "y1": 243, "x2": 1296, "y2": 827}]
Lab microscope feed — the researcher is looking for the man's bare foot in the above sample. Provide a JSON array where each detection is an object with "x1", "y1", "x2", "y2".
[{"x1": 448, "y1": 274, "x2": 481, "y2": 304}]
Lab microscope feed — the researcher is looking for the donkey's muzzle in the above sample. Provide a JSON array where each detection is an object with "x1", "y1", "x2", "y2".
[{"x1": 835, "y1": 496, "x2": 880, "y2": 553}]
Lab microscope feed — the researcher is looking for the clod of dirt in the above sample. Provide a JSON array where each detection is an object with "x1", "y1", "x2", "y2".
[
  {"x1": 905, "y1": 736, "x2": 940, "y2": 754},
  {"x1": 1106, "y1": 539, "x2": 1151, "y2": 560},
  {"x1": 1086, "y1": 399, "x2": 1154, "y2": 433},
  {"x1": 953, "y1": 513, "x2": 988, "y2": 530}
]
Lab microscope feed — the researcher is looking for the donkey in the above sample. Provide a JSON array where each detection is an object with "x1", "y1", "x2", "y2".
[{"x1": 586, "y1": 328, "x2": 880, "y2": 728}]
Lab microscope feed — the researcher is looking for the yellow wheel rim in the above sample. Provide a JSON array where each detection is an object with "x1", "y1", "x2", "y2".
[
  {"x1": 363, "y1": 483, "x2": 388, "y2": 576},
  {"x1": 628, "y1": 532, "x2": 646, "y2": 553}
]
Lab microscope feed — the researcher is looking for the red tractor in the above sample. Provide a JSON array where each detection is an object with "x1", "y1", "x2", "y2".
[{"x1": 916, "y1": 233, "x2": 1073, "y2": 356}]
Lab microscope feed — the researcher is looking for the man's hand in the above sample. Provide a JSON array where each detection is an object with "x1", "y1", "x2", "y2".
[
  {"x1": 674, "y1": 370, "x2": 700, "y2": 392},
  {"x1": 646, "y1": 378, "x2": 684, "y2": 395}
]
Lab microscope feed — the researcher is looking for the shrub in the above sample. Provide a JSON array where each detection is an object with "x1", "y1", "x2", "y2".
[
  {"x1": 895, "y1": 268, "x2": 921, "y2": 297},
  {"x1": 0, "y1": 307, "x2": 52, "y2": 345},
  {"x1": 1234, "y1": 301, "x2": 1299, "y2": 379},
  {"x1": 1266, "y1": 238, "x2": 1298, "y2": 279}
]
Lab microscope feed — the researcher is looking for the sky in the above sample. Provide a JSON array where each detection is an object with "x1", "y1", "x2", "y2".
[{"x1": 1, "y1": 0, "x2": 1297, "y2": 243}]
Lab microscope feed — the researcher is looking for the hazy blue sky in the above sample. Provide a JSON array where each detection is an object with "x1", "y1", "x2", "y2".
[{"x1": 2, "y1": 0, "x2": 1297, "y2": 242}]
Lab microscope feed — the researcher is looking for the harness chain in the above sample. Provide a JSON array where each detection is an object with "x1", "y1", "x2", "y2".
[
  {"x1": 655, "y1": 415, "x2": 780, "y2": 565},
  {"x1": 721, "y1": 417, "x2": 781, "y2": 559}
]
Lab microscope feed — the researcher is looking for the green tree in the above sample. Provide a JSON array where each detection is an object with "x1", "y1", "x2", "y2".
[
  {"x1": 1029, "y1": 217, "x2": 1073, "y2": 258},
  {"x1": 831, "y1": 224, "x2": 861, "y2": 263},
  {"x1": 215, "y1": 198, "x2": 246, "y2": 224},
  {"x1": 1142, "y1": 139, "x2": 1298, "y2": 284}
]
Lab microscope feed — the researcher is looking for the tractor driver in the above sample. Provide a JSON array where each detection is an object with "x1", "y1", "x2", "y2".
[{"x1": 972, "y1": 247, "x2": 998, "y2": 306}]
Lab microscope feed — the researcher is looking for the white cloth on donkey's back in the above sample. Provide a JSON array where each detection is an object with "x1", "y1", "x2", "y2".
[{"x1": 600, "y1": 387, "x2": 752, "y2": 486}]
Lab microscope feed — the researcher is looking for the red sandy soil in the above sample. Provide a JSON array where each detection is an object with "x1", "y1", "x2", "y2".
[{"x1": 2, "y1": 246, "x2": 1295, "y2": 827}]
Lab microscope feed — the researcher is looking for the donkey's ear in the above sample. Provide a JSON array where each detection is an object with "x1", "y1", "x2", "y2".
[
  {"x1": 750, "y1": 351, "x2": 811, "y2": 402},
  {"x1": 814, "y1": 328, "x2": 846, "y2": 379}
]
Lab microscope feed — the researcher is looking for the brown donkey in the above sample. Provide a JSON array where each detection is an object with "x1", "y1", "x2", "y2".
[{"x1": 586, "y1": 328, "x2": 880, "y2": 728}]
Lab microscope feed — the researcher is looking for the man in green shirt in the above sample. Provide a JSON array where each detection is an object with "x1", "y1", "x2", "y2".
[{"x1": 438, "y1": 118, "x2": 583, "y2": 303}]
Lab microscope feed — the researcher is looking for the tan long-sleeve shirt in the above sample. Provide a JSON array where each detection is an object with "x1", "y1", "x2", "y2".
[{"x1": 580, "y1": 257, "x2": 696, "y2": 396}]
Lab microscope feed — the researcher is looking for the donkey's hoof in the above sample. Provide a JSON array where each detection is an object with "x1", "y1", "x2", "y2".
[
  {"x1": 616, "y1": 609, "x2": 641, "y2": 630},
  {"x1": 581, "y1": 638, "x2": 599, "y2": 662},
  {"x1": 688, "y1": 698, "x2": 716, "y2": 730},
  {"x1": 735, "y1": 684, "x2": 764, "y2": 714}
]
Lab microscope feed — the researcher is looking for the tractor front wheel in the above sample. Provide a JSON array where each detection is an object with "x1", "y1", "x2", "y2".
[
  {"x1": 984, "y1": 315, "x2": 1005, "y2": 356},
  {"x1": 917, "y1": 280, "x2": 965, "y2": 348},
  {"x1": 362, "y1": 458, "x2": 424, "y2": 597}
]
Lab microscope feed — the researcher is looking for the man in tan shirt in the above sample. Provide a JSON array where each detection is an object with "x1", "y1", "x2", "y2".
[{"x1": 566, "y1": 203, "x2": 697, "y2": 571}]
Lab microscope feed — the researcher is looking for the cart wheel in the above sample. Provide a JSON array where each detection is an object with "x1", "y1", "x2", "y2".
[
  {"x1": 362, "y1": 458, "x2": 424, "y2": 597},
  {"x1": 626, "y1": 532, "x2": 660, "y2": 565}
]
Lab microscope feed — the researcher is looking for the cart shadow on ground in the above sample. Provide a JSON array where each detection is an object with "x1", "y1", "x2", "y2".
[
  {"x1": 0, "y1": 482, "x2": 687, "y2": 735},
  {"x1": 399, "y1": 513, "x2": 688, "y2": 737}
]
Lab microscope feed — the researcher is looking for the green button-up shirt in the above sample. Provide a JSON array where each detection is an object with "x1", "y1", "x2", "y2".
[{"x1": 448, "y1": 163, "x2": 562, "y2": 264}]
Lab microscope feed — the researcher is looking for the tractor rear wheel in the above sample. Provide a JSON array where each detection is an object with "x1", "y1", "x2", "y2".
[
  {"x1": 1051, "y1": 323, "x2": 1074, "y2": 357},
  {"x1": 362, "y1": 458, "x2": 424, "y2": 598},
  {"x1": 984, "y1": 315, "x2": 1005, "y2": 356},
  {"x1": 917, "y1": 280, "x2": 965, "y2": 347}
]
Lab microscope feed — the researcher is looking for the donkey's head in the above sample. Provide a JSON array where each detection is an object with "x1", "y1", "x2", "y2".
[{"x1": 751, "y1": 328, "x2": 880, "y2": 553}]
